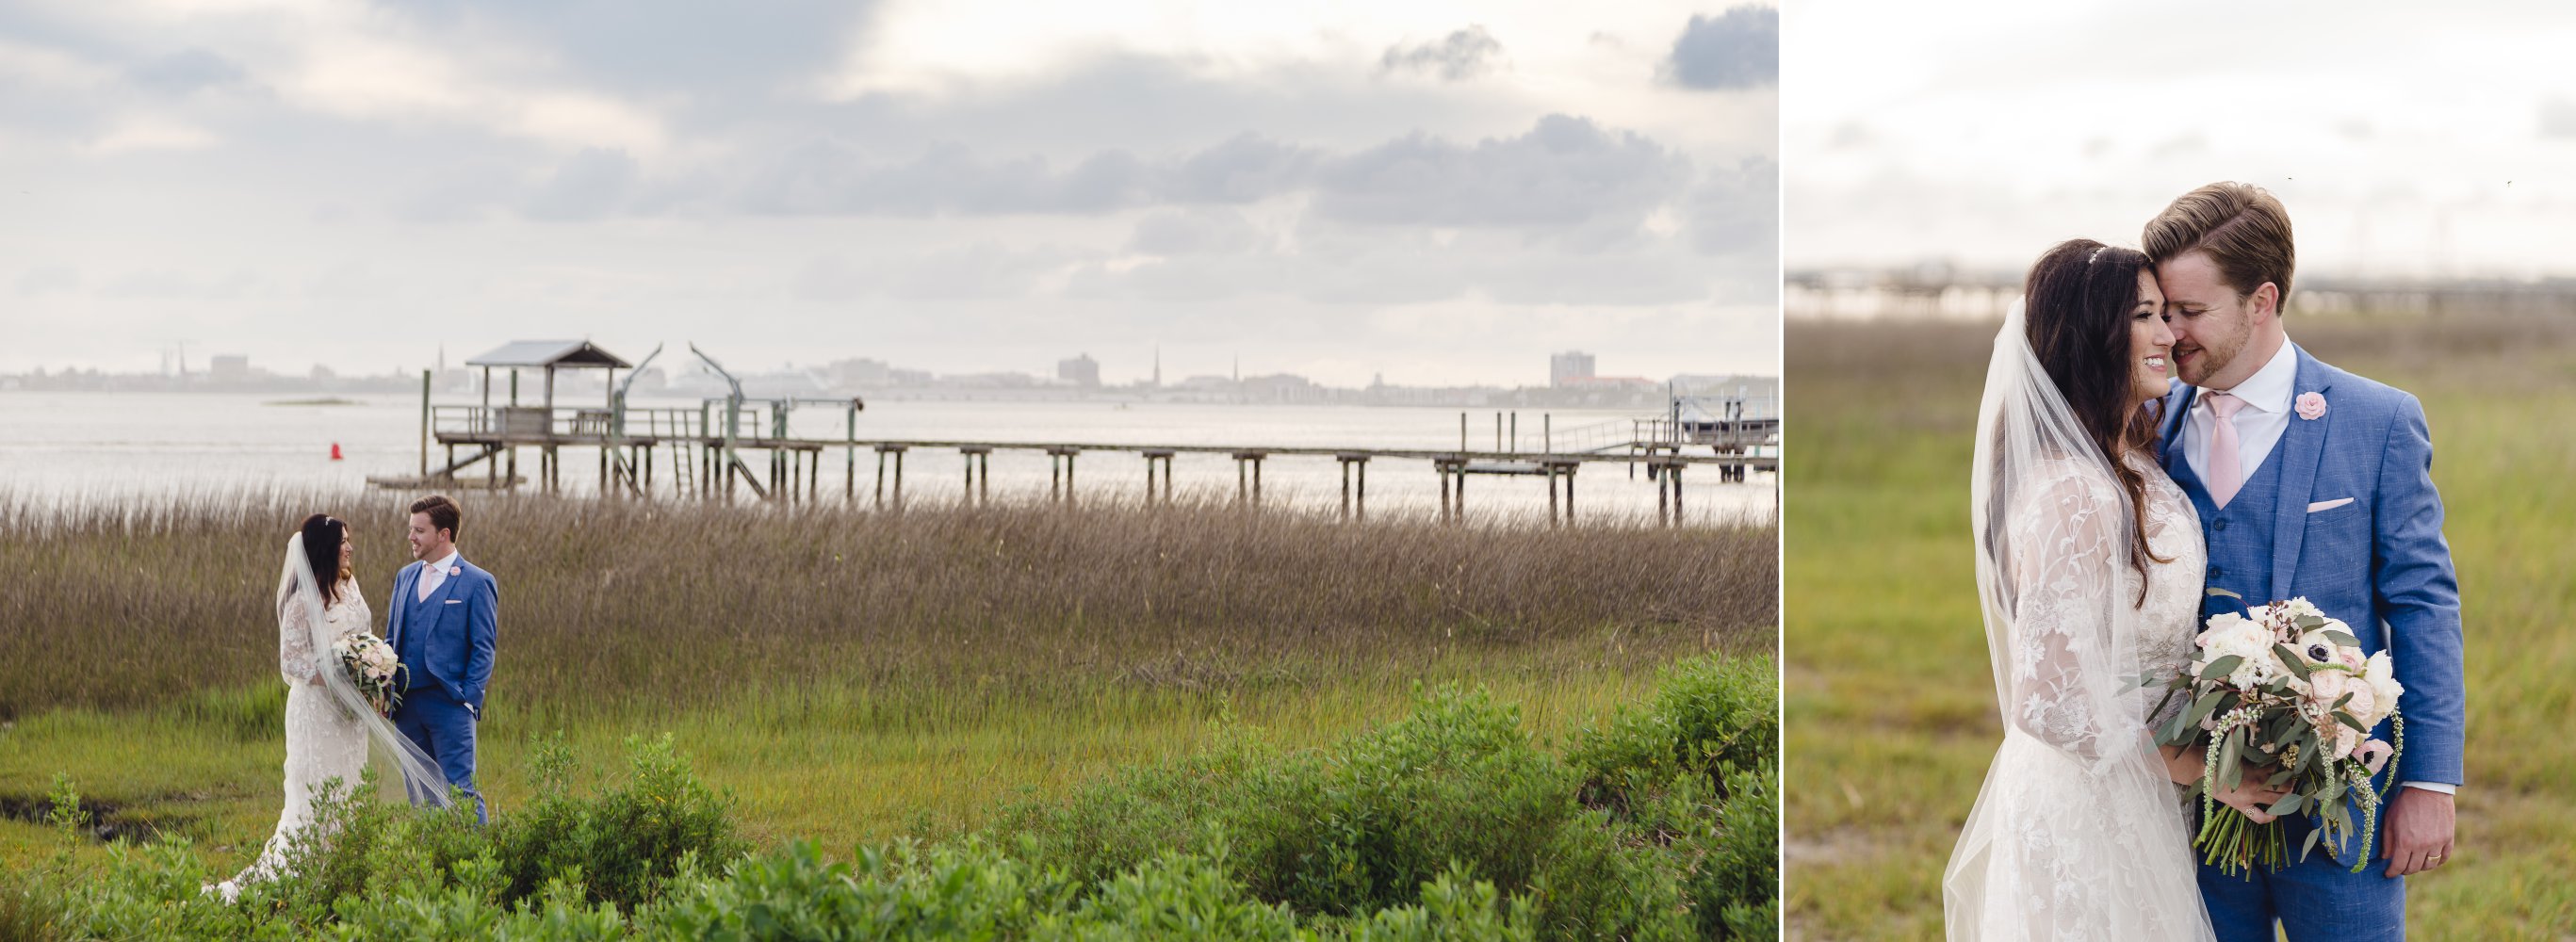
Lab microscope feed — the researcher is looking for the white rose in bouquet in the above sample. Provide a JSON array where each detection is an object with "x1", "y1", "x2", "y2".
[{"x1": 2360, "y1": 651, "x2": 2405, "y2": 727}]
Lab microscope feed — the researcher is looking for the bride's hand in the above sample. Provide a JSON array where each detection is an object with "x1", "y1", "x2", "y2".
[
  {"x1": 2212, "y1": 771, "x2": 2291, "y2": 824},
  {"x1": 2166, "y1": 745, "x2": 2290, "y2": 822}
]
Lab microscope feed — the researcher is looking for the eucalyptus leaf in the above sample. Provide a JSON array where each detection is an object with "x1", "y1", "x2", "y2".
[
  {"x1": 2201, "y1": 655, "x2": 2244, "y2": 681},
  {"x1": 2273, "y1": 644, "x2": 2313, "y2": 680}
]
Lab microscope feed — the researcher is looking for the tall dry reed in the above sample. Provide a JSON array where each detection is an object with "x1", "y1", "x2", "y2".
[{"x1": 0, "y1": 490, "x2": 1774, "y2": 722}]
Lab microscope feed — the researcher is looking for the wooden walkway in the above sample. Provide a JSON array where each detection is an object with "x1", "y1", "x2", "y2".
[{"x1": 368, "y1": 390, "x2": 1774, "y2": 526}]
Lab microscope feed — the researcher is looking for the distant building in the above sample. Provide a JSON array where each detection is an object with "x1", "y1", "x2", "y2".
[
  {"x1": 1057, "y1": 353, "x2": 1101, "y2": 387},
  {"x1": 210, "y1": 354, "x2": 251, "y2": 382},
  {"x1": 1550, "y1": 351, "x2": 1595, "y2": 387},
  {"x1": 1241, "y1": 373, "x2": 1320, "y2": 403},
  {"x1": 832, "y1": 358, "x2": 893, "y2": 388}
]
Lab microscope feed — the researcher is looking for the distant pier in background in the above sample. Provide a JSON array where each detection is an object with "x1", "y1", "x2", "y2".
[{"x1": 366, "y1": 340, "x2": 1779, "y2": 527}]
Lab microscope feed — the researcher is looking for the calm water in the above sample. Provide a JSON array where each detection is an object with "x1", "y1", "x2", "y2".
[{"x1": 0, "y1": 392, "x2": 1775, "y2": 525}]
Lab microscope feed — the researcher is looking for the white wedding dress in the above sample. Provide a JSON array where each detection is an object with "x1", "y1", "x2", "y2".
[
  {"x1": 1945, "y1": 306, "x2": 2216, "y2": 941},
  {"x1": 210, "y1": 536, "x2": 450, "y2": 902},
  {"x1": 219, "y1": 580, "x2": 372, "y2": 896}
]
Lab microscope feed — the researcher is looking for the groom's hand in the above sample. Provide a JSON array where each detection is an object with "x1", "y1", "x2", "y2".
[{"x1": 2382, "y1": 788, "x2": 2456, "y2": 877}]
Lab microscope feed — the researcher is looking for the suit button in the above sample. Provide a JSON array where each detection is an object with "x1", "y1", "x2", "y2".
[
  {"x1": 2209, "y1": 566, "x2": 2225, "y2": 578},
  {"x1": 2213, "y1": 519, "x2": 2227, "y2": 532}
]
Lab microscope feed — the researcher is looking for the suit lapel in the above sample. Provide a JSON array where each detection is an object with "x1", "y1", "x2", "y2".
[
  {"x1": 2159, "y1": 383, "x2": 2196, "y2": 473},
  {"x1": 2268, "y1": 349, "x2": 2334, "y2": 602},
  {"x1": 422, "y1": 558, "x2": 465, "y2": 615},
  {"x1": 388, "y1": 562, "x2": 417, "y2": 647}
]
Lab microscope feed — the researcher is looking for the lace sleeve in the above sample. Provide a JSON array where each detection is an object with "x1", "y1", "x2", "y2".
[
  {"x1": 2003, "y1": 470, "x2": 2130, "y2": 770},
  {"x1": 278, "y1": 590, "x2": 324, "y2": 686}
]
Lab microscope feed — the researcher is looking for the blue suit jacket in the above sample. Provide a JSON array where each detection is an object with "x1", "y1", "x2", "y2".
[
  {"x1": 2158, "y1": 348, "x2": 2465, "y2": 787},
  {"x1": 385, "y1": 558, "x2": 499, "y2": 714}
]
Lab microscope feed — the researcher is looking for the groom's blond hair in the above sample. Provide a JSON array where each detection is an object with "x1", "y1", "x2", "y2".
[{"x1": 2143, "y1": 182, "x2": 2296, "y2": 314}]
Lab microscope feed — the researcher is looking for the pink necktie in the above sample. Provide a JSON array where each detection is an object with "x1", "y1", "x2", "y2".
[{"x1": 2205, "y1": 392, "x2": 2246, "y2": 509}]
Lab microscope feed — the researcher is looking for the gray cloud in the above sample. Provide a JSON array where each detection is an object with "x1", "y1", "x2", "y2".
[
  {"x1": 16, "y1": 265, "x2": 82, "y2": 297},
  {"x1": 2543, "y1": 97, "x2": 2576, "y2": 138},
  {"x1": 1687, "y1": 155, "x2": 1777, "y2": 255},
  {"x1": 125, "y1": 48, "x2": 250, "y2": 95},
  {"x1": 0, "y1": 4, "x2": 1777, "y2": 380},
  {"x1": 1309, "y1": 114, "x2": 1691, "y2": 229},
  {"x1": 793, "y1": 242, "x2": 1081, "y2": 303},
  {"x1": 743, "y1": 141, "x2": 1161, "y2": 216},
  {"x1": 387, "y1": 0, "x2": 875, "y2": 97},
  {"x1": 1129, "y1": 208, "x2": 1268, "y2": 255},
  {"x1": 1667, "y1": 7, "x2": 1778, "y2": 91},
  {"x1": 1378, "y1": 26, "x2": 1504, "y2": 82},
  {"x1": 525, "y1": 148, "x2": 642, "y2": 221}
]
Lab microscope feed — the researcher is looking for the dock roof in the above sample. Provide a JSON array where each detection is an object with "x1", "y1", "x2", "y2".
[{"x1": 465, "y1": 340, "x2": 631, "y2": 369}]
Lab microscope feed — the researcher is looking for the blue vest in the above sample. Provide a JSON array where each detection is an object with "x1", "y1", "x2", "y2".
[
  {"x1": 399, "y1": 573, "x2": 439, "y2": 691},
  {"x1": 2169, "y1": 435, "x2": 2290, "y2": 621}
]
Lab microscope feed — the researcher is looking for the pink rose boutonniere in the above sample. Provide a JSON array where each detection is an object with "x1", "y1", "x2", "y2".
[{"x1": 2295, "y1": 391, "x2": 2327, "y2": 420}]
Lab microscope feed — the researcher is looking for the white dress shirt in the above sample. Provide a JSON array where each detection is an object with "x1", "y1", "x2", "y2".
[
  {"x1": 416, "y1": 548, "x2": 462, "y2": 602},
  {"x1": 2183, "y1": 339, "x2": 2299, "y2": 488},
  {"x1": 2188, "y1": 340, "x2": 2456, "y2": 797}
]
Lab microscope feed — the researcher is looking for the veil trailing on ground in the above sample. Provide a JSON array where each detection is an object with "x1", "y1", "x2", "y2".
[
  {"x1": 1941, "y1": 301, "x2": 2211, "y2": 940},
  {"x1": 279, "y1": 532, "x2": 452, "y2": 810}
]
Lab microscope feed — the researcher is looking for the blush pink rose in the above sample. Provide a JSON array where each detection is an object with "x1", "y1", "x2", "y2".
[
  {"x1": 2296, "y1": 391, "x2": 2327, "y2": 420},
  {"x1": 2308, "y1": 672, "x2": 2351, "y2": 702}
]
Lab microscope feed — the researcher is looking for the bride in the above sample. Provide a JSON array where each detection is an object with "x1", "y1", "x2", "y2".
[
  {"x1": 1942, "y1": 240, "x2": 2285, "y2": 939},
  {"x1": 211, "y1": 513, "x2": 449, "y2": 901}
]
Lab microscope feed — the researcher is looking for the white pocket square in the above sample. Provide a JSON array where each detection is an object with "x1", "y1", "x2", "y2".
[
  {"x1": 2307, "y1": 497, "x2": 2355, "y2": 512},
  {"x1": 444, "y1": 598, "x2": 465, "y2": 604}
]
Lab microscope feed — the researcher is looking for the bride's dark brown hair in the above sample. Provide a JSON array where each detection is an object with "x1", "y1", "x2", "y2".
[
  {"x1": 2023, "y1": 238, "x2": 2170, "y2": 605},
  {"x1": 298, "y1": 513, "x2": 349, "y2": 606}
]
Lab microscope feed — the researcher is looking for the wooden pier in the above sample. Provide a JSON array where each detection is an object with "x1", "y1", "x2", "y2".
[{"x1": 368, "y1": 342, "x2": 1779, "y2": 526}]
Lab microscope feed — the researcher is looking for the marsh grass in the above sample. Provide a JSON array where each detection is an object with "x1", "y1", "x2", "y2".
[
  {"x1": 0, "y1": 494, "x2": 1774, "y2": 875},
  {"x1": 1784, "y1": 312, "x2": 2576, "y2": 939}
]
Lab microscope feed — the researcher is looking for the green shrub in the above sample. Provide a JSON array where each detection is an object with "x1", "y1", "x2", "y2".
[
  {"x1": 1687, "y1": 764, "x2": 1778, "y2": 940},
  {"x1": 1524, "y1": 809, "x2": 1692, "y2": 941},
  {"x1": 998, "y1": 685, "x2": 1577, "y2": 918},
  {"x1": 490, "y1": 733, "x2": 749, "y2": 912},
  {"x1": 1564, "y1": 655, "x2": 1777, "y2": 814},
  {"x1": 17, "y1": 657, "x2": 1781, "y2": 940}
]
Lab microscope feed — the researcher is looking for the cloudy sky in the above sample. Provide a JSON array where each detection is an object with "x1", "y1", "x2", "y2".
[
  {"x1": 1785, "y1": 0, "x2": 2576, "y2": 282},
  {"x1": 0, "y1": 0, "x2": 1778, "y2": 385}
]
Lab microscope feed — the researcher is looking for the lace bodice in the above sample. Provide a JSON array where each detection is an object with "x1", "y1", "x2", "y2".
[
  {"x1": 277, "y1": 578, "x2": 371, "y2": 686},
  {"x1": 2001, "y1": 452, "x2": 2204, "y2": 761},
  {"x1": 2131, "y1": 458, "x2": 2205, "y2": 729}
]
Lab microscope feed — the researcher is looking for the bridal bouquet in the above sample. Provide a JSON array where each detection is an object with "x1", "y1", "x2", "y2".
[
  {"x1": 2150, "y1": 593, "x2": 2405, "y2": 875},
  {"x1": 333, "y1": 630, "x2": 405, "y2": 714}
]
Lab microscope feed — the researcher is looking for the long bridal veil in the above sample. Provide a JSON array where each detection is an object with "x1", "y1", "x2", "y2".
[
  {"x1": 278, "y1": 532, "x2": 453, "y2": 811},
  {"x1": 1941, "y1": 302, "x2": 2211, "y2": 940}
]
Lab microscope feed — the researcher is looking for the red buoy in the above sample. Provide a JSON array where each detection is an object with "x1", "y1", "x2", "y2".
[{"x1": 330, "y1": 443, "x2": 344, "y2": 461}]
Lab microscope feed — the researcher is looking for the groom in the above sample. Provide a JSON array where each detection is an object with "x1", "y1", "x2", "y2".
[
  {"x1": 2147, "y1": 183, "x2": 2464, "y2": 940},
  {"x1": 386, "y1": 494, "x2": 498, "y2": 824}
]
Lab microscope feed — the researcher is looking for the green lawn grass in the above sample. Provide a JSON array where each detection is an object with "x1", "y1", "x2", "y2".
[{"x1": 1784, "y1": 314, "x2": 2576, "y2": 939}]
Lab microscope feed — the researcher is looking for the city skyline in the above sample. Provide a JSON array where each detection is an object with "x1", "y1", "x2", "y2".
[{"x1": 5, "y1": 340, "x2": 1774, "y2": 393}]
